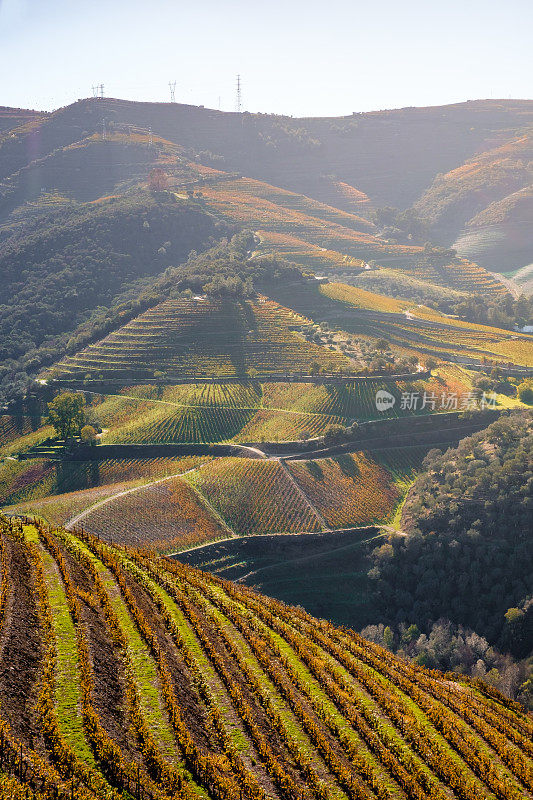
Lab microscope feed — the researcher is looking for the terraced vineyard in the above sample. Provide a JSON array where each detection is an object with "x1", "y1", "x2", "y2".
[
  {"x1": 80, "y1": 368, "x2": 476, "y2": 446},
  {"x1": 186, "y1": 458, "x2": 323, "y2": 536},
  {"x1": 0, "y1": 456, "x2": 209, "y2": 508},
  {"x1": 0, "y1": 514, "x2": 531, "y2": 800},
  {"x1": 286, "y1": 448, "x2": 428, "y2": 529},
  {"x1": 0, "y1": 416, "x2": 53, "y2": 458},
  {"x1": 52, "y1": 296, "x2": 350, "y2": 380},
  {"x1": 190, "y1": 172, "x2": 506, "y2": 295},
  {"x1": 321, "y1": 283, "x2": 533, "y2": 366},
  {"x1": 255, "y1": 370, "x2": 474, "y2": 424},
  {"x1": 2, "y1": 457, "x2": 211, "y2": 533},
  {"x1": 70, "y1": 473, "x2": 229, "y2": 552},
  {"x1": 272, "y1": 282, "x2": 532, "y2": 366},
  {"x1": 256, "y1": 229, "x2": 365, "y2": 273},
  {"x1": 0, "y1": 415, "x2": 45, "y2": 446}
]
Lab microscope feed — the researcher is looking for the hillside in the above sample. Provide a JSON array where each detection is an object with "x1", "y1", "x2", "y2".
[
  {"x1": 3, "y1": 412, "x2": 495, "y2": 551},
  {"x1": 0, "y1": 190, "x2": 229, "y2": 401},
  {"x1": 414, "y1": 129, "x2": 533, "y2": 271},
  {"x1": 0, "y1": 106, "x2": 42, "y2": 134},
  {"x1": 371, "y1": 412, "x2": 533, "y2": 658},
  {"x1": 3, "y1": 97, "x2": 532, "y2": 206},
  {"x1": 4, "y1": 98, "x2": 530, "y2": 403},
  {"x1": 50, "y1": 295, "x2": 350, "y2": 380},
  {"x1": 0, "y1": 514, "x2": 531, "y2": 800}
]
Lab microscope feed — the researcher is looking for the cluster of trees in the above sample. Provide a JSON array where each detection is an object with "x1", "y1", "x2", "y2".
[
  {"x1": 372, "y1": 206, "x2": 432, "y2": 242},
  {"x1": 46, "y1": 391, "x2": 96, "y2": 443},
  {"x1": 348, "y1": 266, "x2": 533, "y2": 331},
  {"x1": 1, "y1": 221, "x2": 313, "y2": 406},
  {"x1": 440, "y1": 293, "x2": 533, "y2": 331},
  {"x1": 367, "y1": 412, "x2": 532, "y2": 664},
  {"x1": 361, "y1": 620, "x2": 532, "y2": 706},
  {"x1": 68, "y1": 230, "x2": 308, "y2": 341}
]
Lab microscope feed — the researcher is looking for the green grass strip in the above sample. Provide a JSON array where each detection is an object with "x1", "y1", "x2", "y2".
[
  {"x1": 170, "y1": 575, "x2": 351, "y2": 800},
  {"x1": 24, "y1": 526, "x2": 95, "y2": 765},
  {"x1": 120, "y1": 555, "x2": 249, "y2": 752},
  {"x1": 55, "y1": 531, "x2": 182, "y2": 767},
  {"x1": 204, "y1": 581, "x2": 405, "y2": 800}
]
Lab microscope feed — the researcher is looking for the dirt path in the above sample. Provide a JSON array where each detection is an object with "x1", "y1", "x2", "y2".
[
  {"x1": 79, "y1": 388, "x2": 347, "y2": 421},
  {"x1": 278, "y1": 460, "x2": 329, "y2": 531},
  {"x1": 65, "y1": 464, "x2": 207, "y2": 530}
]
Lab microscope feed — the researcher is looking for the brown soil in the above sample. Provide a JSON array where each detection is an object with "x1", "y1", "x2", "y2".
[
  {"x1": 175, "y1": 585, "x2": 322, "y2": 794},
  {"x1": 187, "y1": 579, "x2": 365, "y2": 793},
  {"x1": 124, "y1": 571, "x2": 283, "y2": 796},
  {"x1": 124, "y1": 573, "x2": 214, "y2": 751},
  {"x1": 61, "y1": 546, "x2": 133, "y2": 756},
  {"x1": 0, "y1": 537, "x2": 43, "y2": 746}
]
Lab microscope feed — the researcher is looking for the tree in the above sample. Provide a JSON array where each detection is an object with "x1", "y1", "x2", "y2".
[
  {"x1": 383, "y1": 626, "x2": 395, "y2": 650},
  {"x1": 202, "y1": 275, "x2": 252, "y2": 299},
  {"x1": 376, "y1": 339, "x2": 389, "y2": 351},
  {"x1": 47, "y1": 392, "x2": 86, "y2": 440},
  {"x1": 80, "y1": 424, "x2": 97, "y2": 445},
  {"x1": 323, "y1": 424, "x2": 347, "y2": 447},
  {"x1": 517, "y1": 380, "x2": 533, "y2": 405},
  {"x1": 348, "y1": 421, "x2": 359, "y2": 438}
]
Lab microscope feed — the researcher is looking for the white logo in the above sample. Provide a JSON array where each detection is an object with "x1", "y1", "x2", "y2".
[{"x1": 375, "y1": 390, "x2": 396, "y2": 412}]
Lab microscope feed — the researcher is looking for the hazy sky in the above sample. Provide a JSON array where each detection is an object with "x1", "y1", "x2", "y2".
[{"x1": 1, "y1": 0, "x2": 531, "y2": 116}]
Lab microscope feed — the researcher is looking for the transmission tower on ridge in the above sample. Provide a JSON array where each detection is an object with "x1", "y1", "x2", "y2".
[
  {"x1": 236, "y1": 74, "x2": 242, "y2": 112},
  {"x1": 168, "y1": 81, "x2": 177, "y2": 102}
]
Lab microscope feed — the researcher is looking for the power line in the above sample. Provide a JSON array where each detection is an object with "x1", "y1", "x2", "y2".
[{"x1": 168, "y1": 80, "x2": 176, "y2": 102}]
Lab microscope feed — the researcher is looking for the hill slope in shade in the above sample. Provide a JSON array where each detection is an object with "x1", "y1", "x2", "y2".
[
  {"x1": 414, "y1": 129, "x2": 533, "y2": 271},
  {"x1": 0, "y1": 106, "x2": 43, "y2": 133},
  {"x1": 454, "y1": 184, "x2": 533, "y2": 273},
  {"x1": 0, "y1": 515, "x2": 531, "y2": 800},
  {"x1": 3, "y1": 97, "x2": 532, "y2": 206},
  {"x1": 1, "y1": 98, "x2": 527, "y2": 283}
]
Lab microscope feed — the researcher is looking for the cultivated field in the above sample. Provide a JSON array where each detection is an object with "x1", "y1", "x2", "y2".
[
  {"x1": 51, "y1": 296, "x2": 350, "y2": 380},
  {"x1": 286, "y1": 448, "x2": 427, "y2": 529},
  {"x1": 0, "y1": 514, "x2": 531, "y2": 800},
  {"x1": 77, "y1": 368, "x2": 476, "y2": 446}
]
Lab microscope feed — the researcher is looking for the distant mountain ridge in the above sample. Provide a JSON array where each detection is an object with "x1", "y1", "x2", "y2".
[
  {"x1": 0, "y1": 105, "x2": 43, "y2": 134},
  {"x1": 2, "y1": 96, "x2": 532, "y2": 273}
]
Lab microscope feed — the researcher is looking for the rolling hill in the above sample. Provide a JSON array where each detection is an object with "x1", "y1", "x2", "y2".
[
  {"x1": 0, "y1": 514, "x2": 531, "y2": 800},
  {"x1": 4, "y1": 96, "x2": 532, "y2": 403},
  {"x1": 1, "y1": 93, "x2": 532, "y2": 740},
  {"x1": 414, "y1": 129, "x2": 533, "y2": 272},
  {"x1": 0, "y1": 106, "x2": 42, "y2": 134},
  {"x1": 50, "y1": 295, "x2": 350, "y2": 381}
]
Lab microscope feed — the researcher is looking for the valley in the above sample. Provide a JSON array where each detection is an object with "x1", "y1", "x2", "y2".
[{"x1": 0, "y1": 89, "x2": 532, "y2": 799}]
